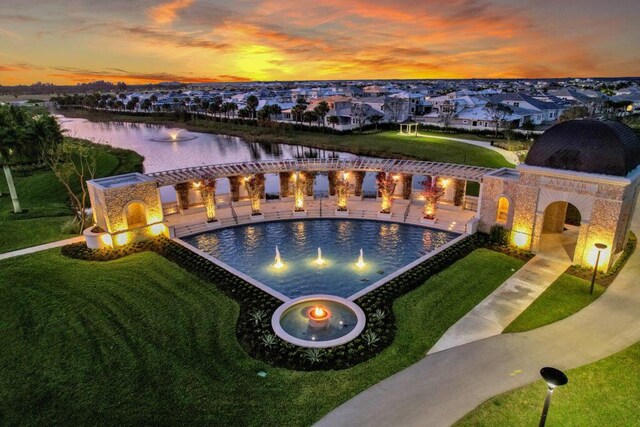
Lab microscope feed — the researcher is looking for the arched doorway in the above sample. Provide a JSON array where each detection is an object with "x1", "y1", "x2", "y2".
[
  {"x1": 539, "y1": 201, "x2": 581, "y2": 260},
  {"x1": 125, "y1": 201, "x2": 147, "y2": 228}
]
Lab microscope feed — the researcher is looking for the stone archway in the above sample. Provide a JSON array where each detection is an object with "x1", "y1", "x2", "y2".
[{"x1": 538, "y1": 201, "x2": 582, "y2": 260}]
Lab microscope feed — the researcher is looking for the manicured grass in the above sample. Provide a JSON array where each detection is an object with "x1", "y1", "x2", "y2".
[
  {"x1": 456, "y1": 341, "x2": 640, "y2": 426},
  {"x1": 0, "y1": 138, "x2": 143, "y2": 254},
  {"x1": 0, "y1": 248, "x2": 522, "y2": 425},
  {"x1": 503, "y1": 274, "x2": 605, "y2": 333},
  {"x1": 60, "y1": 109, "x2": 514, "y2": 169}
]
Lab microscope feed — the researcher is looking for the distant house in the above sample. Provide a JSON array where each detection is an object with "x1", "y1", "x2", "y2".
[{"x1": 489, "y1": 93, "x2": 564, "y2": 123}]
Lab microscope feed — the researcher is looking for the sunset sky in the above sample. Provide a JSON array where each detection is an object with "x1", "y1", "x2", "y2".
[{"x1": 1, "y1": 0, "x2": 639, "y2": 85}]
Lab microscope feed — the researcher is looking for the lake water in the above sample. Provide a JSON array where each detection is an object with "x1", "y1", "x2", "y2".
[
  {"x1": 57, "y1": 115, "x2": 435, "y2": 199},
  {"x1": 57, "y1": 116, "x2": 379, "y2": 198}
]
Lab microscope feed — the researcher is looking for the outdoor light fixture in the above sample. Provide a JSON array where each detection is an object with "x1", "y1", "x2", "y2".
[
  {"x1": 590, "y1": 243, "x2": 607, "y2": 295},
  {"x1": 539, "y1": 367, "x2": 568, "y2": 427}
]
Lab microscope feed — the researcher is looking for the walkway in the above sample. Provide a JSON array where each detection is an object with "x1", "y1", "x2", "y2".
[
  {"x1": 0, "y1": 236, "x2": 85, "y2": 261},
  {"x1": 417, "y1": 133, "x2": 519, "y2": 164},
  {"x1": 317, "y1": 210, "x2": 640, "y2": 426},
  {"x1": 428, "y1": 250, "x2": 571, "y2": 354}
]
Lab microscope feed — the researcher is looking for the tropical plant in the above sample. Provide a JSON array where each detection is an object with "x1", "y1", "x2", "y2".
[
  {"x1": 327, "y1": 115, "x2": 340, "y2": 133},
  {"x1": 249, "y1": 309, "x2": 267, "y2": 326},
  {"x1": 376, "y1": 172, "x2": 397, "y2": 214},
  {"x1": 303, "y1": 348, "x2": 323, "y2": 364},
  {"x1": 260, "y1": 333, "x2": 278, "y2": 349},
  {"x1": 421, "y1": 177, "x2": 445, "y2": 220},
  {"x1": 362, "y1": 330, "x2": 380, "y2": 347},
  {"x1": 370, "y1": 308, "x2": 387, "y2": 321},
  {"x1": 246, "y1": 95, "x2": 259, "y2": 119},
  {"x1": 244, "y1": 174, "x2": 265, "y2": 215},
  {"x1": 197, "y1": 178, "x2": 217, "y2": 222},
  {"x1": 314, "y1": 101, "x2": 330, "y2": 132}
]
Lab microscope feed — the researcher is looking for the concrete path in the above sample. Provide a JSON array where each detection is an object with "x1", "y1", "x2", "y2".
[
  {"x1": 428, "y1": 251, "x2": 571, "y2": 354},
  {"x1": 417, "y1": 133, "x2": 520, "y2": 164},
  {"x1": 317, "y1": 212, "x2": 640, "y2": 427},
  {"x1": 0, "y1": 236, "x2": 85, "y2": 261}
]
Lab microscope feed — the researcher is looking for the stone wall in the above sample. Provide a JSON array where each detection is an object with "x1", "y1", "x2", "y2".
[{"x1": 95, "y1": 181, "x2": 163, "y2": 233}]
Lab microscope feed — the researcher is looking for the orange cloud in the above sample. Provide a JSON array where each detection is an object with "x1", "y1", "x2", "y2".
[
  {"x1": 148, "y1": 0, "x2": 193, "y2": 24},
  {"x1": 47, "y1": 67, "x2": 250, "y2": 84}
]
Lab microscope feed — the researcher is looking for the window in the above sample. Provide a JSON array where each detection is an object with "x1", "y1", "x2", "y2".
[
  {"x1": 472, "y1": 121, "x2": 477, "y2": 126},
  {"x1": 125, "y1": 202, "x2": 147, "y2": 228},
  {"x1": 496, "y1": 197, "x2": 509, "y2": 224}
]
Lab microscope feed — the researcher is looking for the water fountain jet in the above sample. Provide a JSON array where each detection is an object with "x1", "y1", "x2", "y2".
[
  {"x1": 274, "y1": 246, "x2": 284, "y2": 269},
  {"x1": 316, "y1": 247, "x2": 325, "y2": 266},
  {"x1": 356, "y1": 248, "x2": 365, "y2": 268}
]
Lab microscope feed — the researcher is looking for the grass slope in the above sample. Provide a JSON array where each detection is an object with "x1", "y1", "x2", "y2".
[
  {"x1": 504, "y1": 274, "x2": 605, "y2": 333},
  {"x1": 457, "y1": 341, "x2": 640, "y2": 426},
  {"x1": 0, "y1": 139, "x2": 143, "y2": 254},
  {"x1": 0, "y1": 248, "x2": 522, "y2": 425}
]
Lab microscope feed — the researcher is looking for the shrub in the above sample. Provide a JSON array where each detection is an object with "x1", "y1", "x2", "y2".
[{"x1": 489, "y1": 224, "x2": 508, "y2": 246}]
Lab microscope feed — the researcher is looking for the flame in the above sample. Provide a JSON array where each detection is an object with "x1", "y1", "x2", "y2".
[{"x1": 313, "y1": 306, "x2": 325, "y2": 317}]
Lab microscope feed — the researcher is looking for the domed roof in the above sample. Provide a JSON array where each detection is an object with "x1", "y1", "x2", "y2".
[{"x1": 525, "y1": 120, "x2": 640, "y2": 177}]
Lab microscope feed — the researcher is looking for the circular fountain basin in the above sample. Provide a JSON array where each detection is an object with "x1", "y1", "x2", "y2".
[{"x1": 272, "y1": 295, "x2": 366, "y2": 348}]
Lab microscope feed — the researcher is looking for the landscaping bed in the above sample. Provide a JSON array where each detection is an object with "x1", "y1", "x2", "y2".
[{"x1": 62, "y1": 233, "x2": 489, "y2": 370}]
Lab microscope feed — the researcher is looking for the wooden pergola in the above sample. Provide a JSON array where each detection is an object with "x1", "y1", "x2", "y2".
[{"x1": 147, "y1": 158, "x2": 495, "y2": 187}]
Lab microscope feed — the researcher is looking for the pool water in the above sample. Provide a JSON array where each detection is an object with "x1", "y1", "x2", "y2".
[{"x1": 183, "y1": 219, "x2": 459, "y2": 299}]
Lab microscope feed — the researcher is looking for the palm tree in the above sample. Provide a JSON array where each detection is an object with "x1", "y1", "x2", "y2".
[
  {"x1": 246, "y1": 95, "x2": 259, "y2": 119},
  {"x1": 269, "y1": 104, "x2": 282, "y2": 121},
  {"x1": 314, "y1": 101, "x2": 330, "y2": 133},
  {"x1": 327, "y1": 115, "x2": 340, "y2": 133},
  {"x1": 303, "y1": 110, "x2": 318, "y2": 128}
]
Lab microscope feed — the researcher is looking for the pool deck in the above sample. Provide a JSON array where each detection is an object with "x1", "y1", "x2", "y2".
[{"x1": 163, "y1": 198, "x2": 476, "y2": 238}]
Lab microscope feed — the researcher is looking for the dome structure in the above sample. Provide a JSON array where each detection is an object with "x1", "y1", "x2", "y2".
[{"x1": 525, "y1": 120, "x2": 640, "y2": 177}]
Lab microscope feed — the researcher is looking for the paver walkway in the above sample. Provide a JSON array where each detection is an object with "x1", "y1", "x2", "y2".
[
  {"x1": 317, "y1": 212, "x2": 640, "y2": 427},
  {"x1": 417, "y1": 133, "x2": 520, "y2": 164},
  {"x1": 0, "y1": 236, "x2": 85, "y2": 261},
  {"x1": 428, "y1": 251, "x2": 571, "y2": 354}
]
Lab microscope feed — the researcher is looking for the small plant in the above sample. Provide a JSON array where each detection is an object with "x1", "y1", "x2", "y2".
[
  {"x1": 260, "y1": 333, "x2": 278, "y2": 349},
  {"x1": 303, "y1": 348, "x2": 323, "y2": 364},
  {"x1": 370, "y1": 309, "x2": 387, "y2": 322},
  {"x1": 489, "y1": 224, "x2": 508, "y2": 246},
  {"x1": 248, "y1": 309, "x2": 267, "y2": 326},
  {"x1": 362, "y1": 330, "x2": 380, "y2": 347}
]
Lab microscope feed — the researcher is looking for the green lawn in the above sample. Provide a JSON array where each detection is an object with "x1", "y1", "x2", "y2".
[
  {"x1": 456, "y1": 341, "x2": 640, "y2": 426},
  {"x1": 0, "y1": 139, "x2": 143, "y2": 254},
  {"x1": 504, "y1": 274, "x2": 605, "y2": 333},
  {"x1": 0, "y1": 248, "x2": 523, "y2": 425},
  {"x1": 60, "y1": 109, "x2": 515, "y2": 169}
]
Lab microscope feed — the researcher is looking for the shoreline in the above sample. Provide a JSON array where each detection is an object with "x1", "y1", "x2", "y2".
[{"x1": 53, "y1": 107, "x2": 514, "y2": 170}]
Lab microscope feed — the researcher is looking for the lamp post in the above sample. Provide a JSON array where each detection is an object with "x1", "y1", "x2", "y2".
[
  {"x1": 590, "y1": 243, "x2": 607, "y2": 295},
  {"x1": 538, "y1": 367, "x2": 568, "y2": 427}
]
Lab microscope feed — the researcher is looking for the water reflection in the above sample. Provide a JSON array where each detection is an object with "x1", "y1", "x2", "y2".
[{"x1": 57, "y1": 115, "x2": 359, "y2": 174}]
